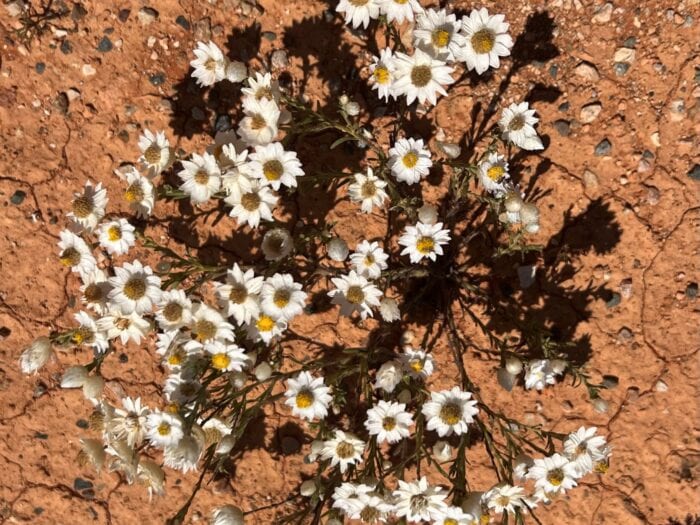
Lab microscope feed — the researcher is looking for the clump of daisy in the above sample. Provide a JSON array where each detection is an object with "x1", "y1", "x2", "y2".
[
  {"x1": 478, "y1": 152, "x2": 510, "y2": 195},
  {"x1": 369, "y1": 48, "x2": 397, "y2": 101},
  {"x1": 392, "y1": 48, "x2": 455, "y2": 106},
  {"x1": 336, "y1": 0, "x2": 380, "y2": 29},
  {"x1": 348, "y1": 167, "x2": 388, "y2": 213},
  {"x1": 328, "y1": 271, "x2": 382, "y2": 319},
  {"x1": 226, "y1": 178, "x2": 278, "y2": 228},
  {"x1": 118, "y1": 166, "x2": 155, "y2": 218},
  {"x1": 460, "y1": 8, "x2": 513, "y2": 74},
  {"x1": 284, "y1": 371, "x2": 332, "y2": 421},
  {"x1": 97, "y1": 218, "x2": 136, "y2": 256},
  {"x1": 213, "y1": 264, "x2": 263, "y2": 325},
  {"x1": 499, "y1": 101, "x2": 544, "y2": 151},
  {"x1": 364, "y1": 400, "x2": 413, "y2": 444},
  {"x1": 422, "y1": 387, "x2": 479, "y2": 436},
  {"x1": 398, "y1": 221, "x2": 451, "y2": 263},
  {"x1": 68, "y1": 181, "x2": 108, "y2": 231},
  {"x1": 178, "y1": 152, "x2": 222, "y2": 205},
  {"x1": 238, "y1": 97, "x2": 280, "y2": 146},
  {"x1": 413, "y1": 8, "x2": 466, "y2": 62},
  {"x1": 349, "y1": 240, "x2": 388, "y2": 279},
  {"x1": 58, "y1": 229, "x2": 96, "y2": 277},
  {"x1": 320, "y1": 430, "x2": 365, "y2": 473},
  {"x1": 388, "y1": 137, "x2": 432, "y2": 185},
  {"x1": 109, "y1": 260, "x2": 161, "y2": 315},
  {"x1": 138, "y1": 129, "x2": 171, "y2": 175}
]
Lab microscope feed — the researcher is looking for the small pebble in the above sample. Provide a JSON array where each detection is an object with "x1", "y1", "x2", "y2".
[
  {"x1": 193, "y1": 17, "x2": 212, "y2": 41},
  {"x1": 549, "y1": 64, "x2": 558, "y2": 78},
  {"x1": 592, "y1": 2, "x2": 613, "y2": 23},
  {"x1": 669, "y1": 99, "x2": 686, "y2": 122},
  {"x1": 685, "y1": 282, "x2": 698, "y2": 299},
  {"x1": 583, "y1": 169, "x2": 599, "y2": 189},
  {"x1": 76, "y1": 419, "x2": 89, "y2": 429},
  {"x1": 654, "y1": 380, "x2": 668, "y2": 393},
  {"x1": 553, "y1": 119, "x2": 571, "y2": 137},
  {"x1": 271, "y1": 49, "x2": 289, "y2": 69},
  {"x1": 623, "y1": 36, "x2": 637, "y2": 48},
  {"x1": 118, "y1": 8, "x2": 130, "y2": 22},
  {"x1": 262, "y1": 31, "x2": 277, "y2": 41},
  {"x1": 558, "y1": 101, "x2": 570, "y2": 112},
  {"x1": 137, "y1": 7, "x2": 158, "y2": 25},
  {"x1": 97, "y1": 36, "x2": 113, "y2": 52},
  {"x1": 82, "y1": 64, "x2": 96, "y2": 77},
  {"x1": 613, "y1": 47, "x2": 636, "y2": 64},
  {"x1": 10, "y1": 190, "x2": 26, "y2": 205},
  {"x1": 688, "y1": 164, "x2": 700, "y2": 181},
  {"x1": 73, "y1": 478, "x2": 93, "y2": 491},
  {"x1": 580, "y1": 102, "x2": 602, "y2": 123},
  {"x1": 575, "y1": 61, "x2": 600, "y2": 82},
  {"x1": 645, "y1": 185, "x2": 660, "y2": 205},
  {"x1": 613, "y1": 62, "x2": 630, "y2": 76},
  {"x1": 606, "y1": 292, "x2": 621, "y2": 308},
  {"x1": 594, "y1": 139, "x2": 612, "y2": 156},
  {"x1": 71, "y1": 3, "x2": 87, "y2": 20},
  {"x1": 149, "y1": 72, "x2": 165, "y2": 86},
  {"x1": 175, "y1": 15, "x2": 190, "y2": 30},
  {"x1": 517, "y1": 265, "x2": 536, "y2": 289},
  {"x1": 35, "y1": 62, "x2": 45, "y2": 74},
  {"x1": 60, "y1": 40, "x2": 73, "y2": 54},
  {"x1": 602, "y1": 375, "x2": 619, "y2": 389},
  {"x1": 617, "y1": 326, "x2": 633, "y2": 341},
  {"x1": 215, "y1": 114, "x2": 231, "y2": 132},
  {"x1": 619, "y1": 278, "x2": 633, "y2": 299}
]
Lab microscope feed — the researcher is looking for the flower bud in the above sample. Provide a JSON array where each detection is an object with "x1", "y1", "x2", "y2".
[
  {"x1": 339, "y1": 94, "x2": 349, "y2": 106},
  {"x1": 210, "y1": 505, "x2": 244, "y2": 525},
  {"x1": 525, "y1": 222, "x2": 540, "y2": 234},
  {"x1": 254, "y1": 362, "x2": 272, "y2": 381},
  {"x1": 497, "y1": 368, "x2": 516, "y2": 391},
  {"x1": 225, "y1": 61, "x2": 248, "y2": 83},
  {"x1": 262, "y1": 228, "x2": 293, "y2": 261},
  {"x1": 397, "y1": 388, "x2": 412, "y2": 405},
  {"x1": 61, "y1": 365, "x2": 88, "y2": 388},
  {"x1": 433, "y1": 440, "x2": 452, "y2": 462},
  {"x1": 437, "y1": 141, "x2": 461, "y2": 159},
  {"x1": 300, "y1": 479, "x2": 317, "y2": 497},
  {"x1": 519, "y1": 203, "x2": 539, "y2": 225},
  {"x1": 19, "y1": 336, "x2": 52, "y2": 374},
  {"x1": 82, "y1": 375, "x2": 104, "y2": 401},
  {"x1": 345, "y1": 101, "x2": 360, "y2": 116},
  {"x1": 417, "y1": 203, "x2": 438, "y2": 225},
  {"x1": 216, "y1": 435, "x2": 236, "y2": 455},
  {"x1": 327, "y1": 237, "x2": 349, "y2": 261},
  {"x1": 400, "y1": 330, "x2": 415, "y2": 345},
  {"x1": 505, "y1": 357, "x2": 523, "y2": 375},
  {"x1": 550, "y1": 359, "x2": 567, "y2": 374},
  {"x1": 379, "y1": 297, "x2": 400, "y2": 322},
  {"x1": 504, "y1": 192, "x2": 523, "y2": 213},
  {"x1": 592, "y1": 397, "x2": 609, "y2": 414},
  {"x1": 230, "y1": 371, "x2": 247, "y2": 389}
]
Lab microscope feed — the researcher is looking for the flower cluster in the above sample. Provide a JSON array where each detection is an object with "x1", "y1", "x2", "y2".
[{"x1": 18, "y1": 2, "x2": 613, "y2": 523}]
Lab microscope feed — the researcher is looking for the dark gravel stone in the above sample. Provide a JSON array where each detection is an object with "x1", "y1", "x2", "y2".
[
  {"x1": 595, "y1": 138, "x2": 612, "y2": 156},
  {"x1": 10, "y1": 190, "x2": 26, "y2": 205},
  {"x1": 262, "y1": 31, "x2": 276, "y2": 41},
  {"x1": 119, "y1": 353, "x2": 128, "y2": 363},
  {"x1": 97, "y1": 36, "x2": 113, "y2": 52},
  {"x1": 34, "y1": 507, "x2": 44, "y2": 515},
  {"x1": 558, "y1": 101, "x2": 570, "y2": 112},
  {"x1": 602, "y1": 375, "x2": 619, "y2": 388},
  {"x1": 688, "y1": 164, "x2": 700, "y2": 181},
  {"x1": 175, "y1": 15, "x2": 190, "y2": 30},
  {"x1": 34, "y1": 431, "x2": 48, "y2": 440},
  {"x1": 76, "y1": 419, "x2": 89, "y2": 429},
  {"x1": 623, "y1": 36, "x2": 637, "y2": 48},
  {"x1": 60, "y1": 40, "x2": 73, "y2": 54},
  {"x1": 149, "y1": 72, "x2": 166, "y2": 86},
  {"x1": 117, "y1": 130, "x2": 129, "y2": 143},
  {"x1": 118, "y1": 8, "x2": 130, "y2": 22},
  {"x1": 613, "y1": 62, "x2": 630, "y2": 76},
  {"x1": 71, "y1": 3, "x2": 87, "y2": 21},
  {"x1": 53, "y1": 92, "x2": 69, "y2": 115},
  {"x1": 686, "y1": 282, "x2": 698, "y2": 299},
  {"x1": 642, "y1": 149, "x2": 654, "y2": 159},
  {"x1": 549, "y1": 64, "x2": 558, "y2": 78},
  {"x1": 553, "y1": 119, "x2": 571, "y2": 137},
  {"x1": 215, "y1": 114, "x2": 231, "y2": 132},
  {"x1": 606, "y1": 292, "x2": 621, "y2": 308},
  {"x1": 73, "y1": 478, "x2": 93, "y2": 491},
  {"x1": 35, "y1": 62, "x2": 45, "y2": 74}
]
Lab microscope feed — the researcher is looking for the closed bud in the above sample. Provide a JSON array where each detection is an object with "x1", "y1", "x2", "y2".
[
  {"x1": 497, "y1": 368, "x2": 516, "y2": 391},
  {"x1": 519, "y1": 203, "x2": 539, "y2": 225},
  {"x1": 19, "y1": 336, "x2": 52, "y2": 374},
  {"x1": 437, "y1": 141, "x2": 461, "y2": 159},
  {"x1": 210, "y1": 504, "x2": 244, "y2": 525},
  {"x1": 82, "y1": 375, "x2": 104, "y2": 401},
  {"x1": 225, "y1": 61, "x2": 247, "y2": 83},
  {"x1": 300, "y1": 479, "x2": 316, "y2": 497},
  {"x1": 397, "y1": 389, "x2": 412, "y2": 404},
  {"x1": 505, "y1": 357, "x2": 523, "y2": 375},
  {"x1": 592, "y1": 397, "x2": 609, "y2": 414},
  {"x1": 339, "y1": 94, "x2": 349, "y2": 106},
  {"x1": 254, "y1": 362, "x2": 272, "y2": 381},
  {"x1": 345, "y1": 101, "x2": 360, "y2": 116},
  {"x1": 230, "y1": 371, "x2": 247, "y2": 389},
  {"x1": 327, "y1": 237, "x2": 349, "y2": 261},
  {"x1": 550, "y1": 359, "x2": 567, "y2": 374},
  {"x1": 262, "y1": 228, "x2": 293, "y2": 261},
  {"x1": 525, "y1": 222, "x2": 540, "y2": 234},
  {"x1": 417, "y1": 203, "x2": 438, "y2": 225},
  {"x1": 216, "y1": 435, "x2": 236, "y2": 455},
  {"x1": 504, "y1": 192, "x2": 523, "y2": 213},
  {"x1": 400, "y1": 330, "x2": 415, "y2": 346},
  {"x1": 61, "y1": 365, "x2": 88, "y2": 388},
  {"x1": 433, "y1": 440, "x2": 452, "y2": 462}
]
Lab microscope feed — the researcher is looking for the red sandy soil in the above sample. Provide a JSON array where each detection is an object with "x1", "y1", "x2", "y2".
[{"x1": 0, "y1": 0, "x2": 699, "y2": 523}]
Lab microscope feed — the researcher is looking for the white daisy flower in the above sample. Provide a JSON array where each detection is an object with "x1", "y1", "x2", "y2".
[
  {"x1": 374, "y1": 360, "x2": 403, "y2": 393},
  {"x1": 163, "y1": 434, "x2": 202, "y2": 474},
  {"x1": 388, "y1": 137, "x2": 432, "y2": 185},
  {"x1": 190, "y1": 40, "x2": 227, "y2": 87},
  {"x1": 478, "y1": 152, "x2": 510, "y2": 195},
  {"x1": 97, "y1": 218, "x2": 136, "y2": 256},
  {"x1": 188, "y1": 303, "x2": 235, "y2": 345},
  {"x1": 241, "y1": 71, "x2": 280, "y2": 103},
  {"x1": 284, "y1": 370, "x2": 332, "y2": 421},
  {"x1": 379, "y1": 297, "x2": 400, "y2": 322},
  {"x1": 328, "y1": 270, "x2": 382, "y2": 320},
  {"x1": 155, "y1": 289, "x2": 193, "y2": 332},
  {"x1": 321, "y1": 430, "x2": 365, "y2": 473},
  {"x1": 58, "y1": 229, "x2": 96, "y2": 277},
  {"x1": 460, "y1": 8, "x2": 513, "y2": 75},
  {"x1": 119, "y1": 166, "x2": 155, "y2": 218},
  {"x1": 398, "y1": 221, "x2": 451, "y2": 263},
  {"x1": 79, "y1": 269, "x2": 112, "y2": 315},
  {"x1": 238, "y1": 97, "x2": 280, "y2": 146},
  {"x1": 524, "y1": 359, "x2": 560, "y2": 390},
  {"x1": 392, "y1": 48, "x2": 455, "y2": 106},
  {"x1": 261, "y1": 228, "x2": 294, "y2": 261},
  {"x1": 350, "y1": 240, "x2": 389, "y2": 279},
  {"x1": 71, "y1": 311, "x2": 108, "y2": 353},
  {"x1": 157, "y1": 334, "x2": 189, "y2": 370},
  {"x1": 527, "y1": 453, "x2": 579, "y2": 495},
  {"x1": 413, "y1": 8, "x2": 466, "y2": 62},
  {"x1": 348, "y1": 492, "x2": 395, "y2": 523},
  {"x1": 365, "y1": 400, "x2": 413, "y2": 444},
  {"x1": 393, "y1": 476, "x2": 448, "y2": 522},
  {"x1": 332, "y1": 482, "x2": 376, "y2": 516},
  {"x1": 434, "y1": 506, "x2": 475, "y2": 524},
  {"x1": 109, "y1": 396, "x2": 149, "y2": 448},
  {"x1": 204, "y1": 340, "x2": 251, "y2": 372},
  {"x1": 178, "y1": 152, "x2": 222, "y2": 205},
  {"x1": 260, "y1": 273, "x2": 307, "y2": 321},
  {"x1": 499, "y1": 102, "x2": 544, "y2": 151},
  {"x1": 245, "y1": 313, "x2": 286, "y2": 344},
  {"x1": 208, "y1": 132, "x2": 247, "y2": 167},
  {"x1": 485, "y1": 484, "x2": 527, "y2": 515},
  {"x1": 348, "y1": 167, "x2": 388, "y2": 213},
  {"x1": 138, "y1": 129, "x2": 171, "y2": 176},
  {"x1": 97, "y1": 308, "x2": 150, "y2": 345},
  {"x1": 226, "y1": 179, "x2": 278, "y2": 228},
  {"x1": 336, "y1": 0, "x2": 380, "y2": 29},
  {"x1": 377, "y1": 0, "x2": 421, "y2": 24},
  {"x1": 213, "y1": 264, "x2": 263, "y2": 326},
  {"x1": 564, "y1": 426, "x2": 609, "y2": 477},
  {"x1": 19, "y1": 337, "x2": 52, "y2": 374},
  {"x1": 422, "y1": 387, "x2": 479, "y2": 437},
  {"x1": 67, "y1": 180, "x2": 108, "y2": 231},
  {"x1": 369, "y1": 48, "x2": 397, "y2": 101},
  {"x1": 400, "y1": 347, "x2": 435, "y2": 379},
  {"x1": 248, "y1": 142, "x2": 304, "y2": 190},
  {"x1": 108, "y1": 260, "x2": 161, "y2": 315}
]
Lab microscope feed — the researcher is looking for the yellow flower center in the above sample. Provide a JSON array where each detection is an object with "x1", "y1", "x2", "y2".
[
  {"x1": 594, "y1": 461, "x2": 609, "y2": 474},
  {"x1": 256, "y1": 86, "x2": 274, "y2": 101},
  {"x1": 295, "y1": 389, "x2": 314, "y2": 408},
  {"x1": 107, "y1": 225, "x2": 122, "y2": 241},
  {"x1": 439, "y1": 402, "x2": 462, "y2": 425},
  {"x1": 72, "y1": 327, "x2": 94, "y2": 345},
  {"x1": 273, "y1": 289, "x2": 291, "y2": 308},
  {"x1": 364, "y1": 254, "x2": 375, "y2": 265},
  {"x1": 256, "y1": 315, "x2": 275, "y2": 332},
  {"x1": 394, "y1": 0, "x2": 408, "y2": 4},
  {"x1": 402, "y1": 151, "x2": 419, "y2": 168},
  {"x1": 241, "y1": 192, "x2": 261, "y2": 211},
  {"x1": 262, "y1": 159, "x2": 284, "y2": 181},
  {"x1": 486, "y1": 165, "x2": 506, "y2": 182},
  {"x1": 83, "y1": 283, "x2": 103, "y2": 302},
  {"x1": 115, "y1": 317, "x2": 131, "y2": 331},
  {"x1": 204, "y1": 58, "x2": 218, "y2": 72},
  {"x1": 360, "y1": 180, "x2": 376, "y2": 198},
  {"x1": 409, "y1": 358, "x2": 424, "y2": 373},
  {"x1": 211, "y1": 353, "x2": 231, "y2": 370},
  {"x1": 416, "y1": 236, "x2": 435, "y2": 255},
  {"x1": 157, "y1": 422, "x2": 171, "y2": 436},
  {"x1": 509, "y1": 114, "x2": 526, "y2": 131},
  {"x1": 163, "y1": 302, "x2": 183, "y2": 322},
  {"x1": 250, "y1": 114, "x2": 267, "y2": 130},
  {"x1": 165, "y1": 403, "x2": 179, "y2": 414},
  {"x1": 547, "y1": 468, "x2": 565, "y2": 486},
  {"x1": 432, "y1": 28, "x2": 451, "y2": 48},
  {"x1": 497, "y1": 495, "x2": 511, "y2": 507},
  {"x1": 194, "y1": 169, "x2": 209, "y2": 185},
  {"x1": 123, "y1": 277, "x2": 146, "y2": 300},
  {"x1": 335, "y1": 441, "x2": 355, "y2": 459},
  {"x1": 373, "y1": 66, "x2": 390, "y2": 85},
  {"x1": 382, "y1": 417, "x2": 396, "y2": 431},
  {"x1": 192, "y1": 319, "x2": 217, "y2": 342},
  {"x1": 72, "y1": 196, "x2": 94, "y2": 218},
  {"x1": 229, "y1": 285, "x2": 248, "y2": 304},
  {"x1": 60, "y1": 247, "x2": 81, "y2": 267},
  {"x1": 143, "y1": 144, "x2": 161, "y2": 165},
  {"x1": 410, "y1": 65, "x2": 432, "y2": 88},
  {"x1": 471, "y1": 28, "x2": 495, "y2": 54},
  {"x1": 349, "y1": 0, "x2": 368, "y2": 5},
  {"x1": 444, "y1": 520, "x2": 458, "y2": 525},
  {"x1": 125, "y1": 183, "x2": 144, "y2": 203},
  {"x1": 167, "y1": 350, "x2": 184, "y2": 366},
  {"x1": 360, "y1": 507, "x2": 380, "y2": 523},
  {"x1": 345, "y1": 285, "x2": 365, "y2": 305}
]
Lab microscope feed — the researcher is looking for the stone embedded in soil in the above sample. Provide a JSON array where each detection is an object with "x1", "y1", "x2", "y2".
[
  {"x1": 614, "y1": 62, "x2": 630, "y2": 76},
  {"x1": 580, "y1": 102, "x2": 602, "y2": 123},
  {"x1": 53, "y1": 92, "x2": 69, "y2": 114},
  {"x1": 549, "y1": 64, "x2": 558, "y2": 78},
  {"x1": 645, "y1": 185, "x2": 660, "y2": 205},
  {"x1": 82, "y1": 64, "x2": 96, "y2": 77},
  {"x1": 623, "y1": 36, "x2": 637, "y2": 48},
  {"x1": 149, "y1": 72, "x2": 165, "y2": 86},
  {"x1": 34, "y1": 431, "x2": 48, "y2": 439},
  {"x1": 606, "y1": 292, "x2": 621, "y2": 308},
  {"x1": 73, "y1": 478, "x2": 93, "y2": 491},
  {"x1": 138, "y1": 7, "x2": 158, "y2": 25},
  {"x1": 215, "y1": 114, "x2": 231, "y2": 132},
  {"x1": 271, "y1": 49, "x2": 289, "y2": 69},
  {"x1": 575, "y1": 61, "x2": 600, "y2": 82},
  {"x1": 594, "y1": 138, "x2": 612, "y2": 156},
  {"x1": 497, "y1": 368, "x2": 516, "y2": 392},
  {"x1": 685, "y1": 282, "x2": 698, "y2": 299},
  {"x1": 118, "y1": 8, "x2": 131, "y2": 23},
  {"x1": 654, "y1": 380, "x2": 669, "y2": 392},
  {"x1": 97, "y1": 36, "x2": 113, "y2": 52},
  {"x1": 617, "y1": 326, "x2": 634, "y2": 342},
  {"x1": 10, "y1": 190, "x2": 26, "y2": 204},
  {"x1": 688, "y1": 164, "x2": 700, "y2": 181},
  {"x1": 669, "y1": 99, "x2": 686, "y2": 121},
  {"x1": 558, "y1": 101, "x2": 570, "y2": 112},
  {"x1": 620, "y1": 277, "x2": 633, "y2": 299},
  {"x1": 553, "y1": 119, "x2": 571, "y2": 136},
  {"x1": 71, "y1": 3, "x2": 87, "y2": 20},
  {"x1": 175, "y1": 15, "x2": 190, "y2": 30},
  {"x1": 518, "y1": 265, "x2": 536, "y2": 288},
  {"x1": 592, "y1": 2, "x2": 613, "y2": 23},
  {"x1": 35, "y1": 62, "x2": 45, "y2": 74},
  {"x1": 613, "y1": 47, "x2": 636, "y2": 64},
  {"x1": 262, "y1": 31, "x2": 277, "y2": 41},
  {"x1": 194, "y1": 17, "x2": 212, "y2": 41},
  {"x1": 602, "y1": 375, "x2": 619, "y2": 389},
  {"x1": 60, "y1": 40, "x2": 73, "y2": 54},
  {"x1": 76, "y1": 419, "x2": 89, "y2": 429}
]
